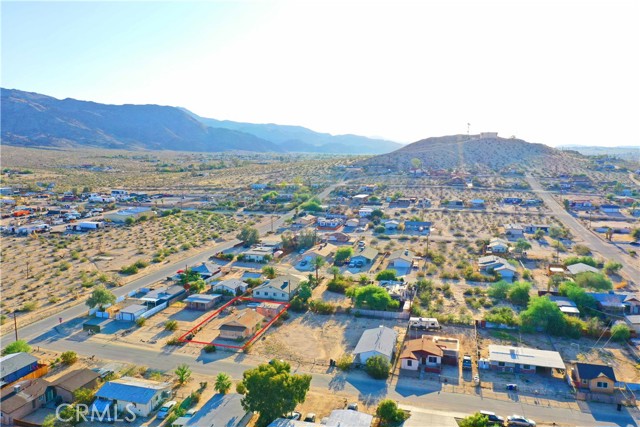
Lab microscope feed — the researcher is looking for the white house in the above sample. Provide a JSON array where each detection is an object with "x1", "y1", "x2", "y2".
[
  {"x1": 211, "y1": 279, "x2": 249, "y2": 295},
  {"x1": 353, "y1": 326, "x2": 398, "y2": 364},
  {"x1": 384, "y1": 220, "x2": 400, "y2": 230},
  {"x1": 504, "y1": 224, "x2": 524, "y2": 238},
  {"x1": 242, "y1": 247, "x2": 273, "y2": 263},
  {"x1": 358, "y1": 208, "x2": 374, "y2": 218},
  {"x1": 317, "y1": 217, "x2": 343, "y2": 229},
  {"x1": 478, "y1": 255, "x2": 517, "y2": 281},
  {"x1": 92, "y1": 377, "x2": 170, "y2": 418},
  {"x1": 487, "y1": 238, "x2": 509, "y2": 253},
  {"x1": 388, "y1": 249, "x2": 414, "y2": 269},
  {"x1": 252, "y1": 275, "x2": 302, "y2": 301},
  {"x1": 345, "y1": 218, "x2": 360, "y2": 228},
  {"x1": 104, "y1": 207, "x2": 155, "y2": 223}
]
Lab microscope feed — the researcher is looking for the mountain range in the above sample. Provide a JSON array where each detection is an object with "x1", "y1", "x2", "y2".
[{"x1": 0, "y1": 88, "x2": 402, "y2": 154}]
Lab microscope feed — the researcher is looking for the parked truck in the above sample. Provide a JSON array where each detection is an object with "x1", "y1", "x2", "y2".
[
  {"x1": 409, "y1": 317, "x2": 441, "y2": 330},
  {"x1": 462, "y1": 354, "x2": 473, "y2": 371}
]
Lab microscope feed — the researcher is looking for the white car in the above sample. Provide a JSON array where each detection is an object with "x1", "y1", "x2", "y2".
[
  {"x1": 507, "y1": 415, "x2": 536, "y2": 427},
  {"x1": 158, "y1": 401, "x2": 177, "y2": 419}
]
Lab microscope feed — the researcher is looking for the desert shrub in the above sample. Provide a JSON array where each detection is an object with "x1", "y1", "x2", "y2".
[
  {"x1": 309, "y1": 300, "x2": 335, "y2": 315},
  {"x1": 336, "y1": 354, "x2": 353, "y2": 371},
  {"x1": 203, "y1": 345, "x2": 217, "y2": 353},
  {"x1": 61, "y1": 351, "x2": 78, "y2": 365},
  {"x1": 165, "y1": 320, "x2": 178, "y2": 331},
  {"x1": 611, "y1": 324, "x2": 631, "y2": 342}
]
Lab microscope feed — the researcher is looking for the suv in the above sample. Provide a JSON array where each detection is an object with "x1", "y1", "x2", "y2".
[
  {"x1": 480, "y1": 410, "x2": 504, "y2": 425},
  {"x1": 157, "y1": 401, "x2": 177, "y2": 419},
  {"x1": 304, "y1": 413, "x2": 316, "y2": 422},
  {"x1": 507, "y1": 415, "x2": 536, "y2": 426},
  {"x1": 462, "y1": 355, "x2": 472, "y2": 370},
  {"x1": 347, "y1": 403, "x2": 358, "y2": 411}
]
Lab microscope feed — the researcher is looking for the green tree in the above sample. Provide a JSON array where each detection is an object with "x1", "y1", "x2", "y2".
[
  {"x1": 86, "y1": 285, "x2": 116, "y2": 310},
  {"x1": 487, "y1": 280, "x2": 511, "y2": 300},
  {"x1": 179, "y1": 268, "x2": 201, "y2": 285},
  {"x1": 564, "y1": 256, "x2": 597, "y2": 267},
  {"x1": 188, "y1": 278, "x2": 207, "y2": 294},
  {"x1": 237, "y1": 226, "x2": 260, "y2": 246},
  {"x1": 559, "y1": 282, "x2": 597, "y2": 314},
  {"x1": 484, "y1": 307, "x2": 520, "y2": 327},
  {"x1": 365, "y1": 355, "x2": 390, "y2": 379},
  {"x1": 520, "y1": 296, "x2": 566, "y2": 335},
  {"x1": 73, "y1": 388, "x2": 96, "y2": 405},
  {"x1": 237, "y1": 360, "x2": 311, "y2": 427},
  {"x1": 632, "y1": 228, "x2": 640, "y2": 241},
  {"x1": 2, "y1": 340, "x2": 31, "y2": 355},
  {"x1": 334, "y1": 247, "x2": 354, "y2": 264},
  {"x1": 298, "y1": 282, "x2": 312, "y2": 302},
  {"x1": 507, "y1": 282, "x2": 531, "y2": 306},
  {"x1": 124, "y1": 216, "x2": 136, "y2": 226},
  {"x1": 175, "y1": 363, "x2": 192, "y2": 385},
  {"x1": 61, "y1": 351, "x2": 78, "y2": 365},
  {"x1": 574, "y1": 272, "x2": 613, "y2": 290},
  {"x1": 42, "y1": 414, "x2": 56, "y2": 427},
  {"x1": 262, "y1": 266, "x2": 277, "y2": 279},
  {"x1": 410, "y1": 158, "x2": 422, "y2": 170},
  {"x1": 375, "y1": 269, "x2": 397, "y2": 281},
  {"x1": 603, "y1": 261, "x2": 623, "y2": 275},
  {"x1": 329, "y1": 266, "x2": 340, "y2": 281},
  {"x1": 459, "y1": 412, "x2": 489, "y2": 427},
  {"x1": 214, "y1": 373, "x2": 232, "y2": 394},
  {"x1": 376, "y1": 399, "x2": 407, "y2": 425},
  {"x1": 514, "y1": 238, "x2": 532, "y2": 255},
  {"x1": 350, "y1": 285, "x2": 399, "y2": 310},
  {"x1": 311, "y1": 256, "x2": 326, "y2": 283},
  {"x1": 611, "y1": 323, "x2": 631, "y2": 342},
  {"x1": 370, "y1": 209, "x2": 385, "y2": 220}
]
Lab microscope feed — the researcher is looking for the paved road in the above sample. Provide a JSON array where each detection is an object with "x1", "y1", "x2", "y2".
[
  {"x1": 28, "y1": 331, "x2": 638, "y2": 427},
  {"x1": 526, "y1": 175, "x2": 640, "y2": 283},
  {"x1": 2, "y1": 182, "x2": 341, "y2": 345}
]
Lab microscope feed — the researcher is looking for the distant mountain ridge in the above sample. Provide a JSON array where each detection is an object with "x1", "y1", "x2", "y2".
[
  {"x1": 359, "y1": 133, "x2": 569, "y2": 171},
  {"x1": 0, "y1": 88, "x2": 402, "y2": 154}
]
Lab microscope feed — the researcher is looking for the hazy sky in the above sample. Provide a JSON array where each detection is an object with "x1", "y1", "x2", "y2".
[{"x1": 2, "y1": 1, "x2": 639, "y2": 147}]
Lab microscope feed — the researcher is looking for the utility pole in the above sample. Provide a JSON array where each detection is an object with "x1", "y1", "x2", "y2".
[{"x1": 14, "y1": 312, "x2": 18, "y2": 341}]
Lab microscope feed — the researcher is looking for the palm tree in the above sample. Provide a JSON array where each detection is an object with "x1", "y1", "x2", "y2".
[
  {"x1": 175, "y1": 364, "x2": 192, "y2": 385},
  {"x1": 262, "y1": 266, "x2": 277, "y2": 279},
  {"x1": 329, "y1": 266, "x2": 340, "y2": 281},
  {"x1": 312, "y1": 256, "x2": 326, "y2": 283},
  {"x1": 214, "y1": 373, "x2": 232, "y2": 395}
]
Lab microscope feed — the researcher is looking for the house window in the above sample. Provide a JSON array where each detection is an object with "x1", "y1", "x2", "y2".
[
  {"x1": 522, "y1": 364, "x2": 531, "y2": 370},
  {"x1": 582, "y1": 379, "x2": 588, "y2": 385},
  {"x1": 596, "y1": 381, "x2": 609, "y2": 389},
  {"x1": 428, "y1": 356, "x2": 438, "y2": 364},
  {"x1": 498, "y1": 362, "x2": 506, "y2": 367},
  {"x1": 281, "y1": 293, "x2": 285, "y2": 297},
  {"x1": 406, "y1": 360, "x2": 412, "y2": 367}
]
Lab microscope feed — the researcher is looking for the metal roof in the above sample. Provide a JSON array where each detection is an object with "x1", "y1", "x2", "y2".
[
  {"x1": 489, "y1": 345, "x2": 565, "y2": 370},
  {"x1": 213, "y1": 279, "x2": 248, "y2": 291},
  {"x1": 566, "y1": 263, "x2": 599, "y2": 275},
  {"x1": 185, "y1": 294, "x2": 221, "y2": 303},
  {"x1": 95, "y1": 376, "x2": 170, "y2": 404},
  {"x1": 351, "y1": 247, "x2": 378, "y2": 261},
  {"x1": 0, "y1": 352, "x2": 38, "y2": 379},
  {"x1": 326, "y1": 410, "x2": 373, "y2": 427},
  {"x1": 353, "y1": 326, "x2": 398, "y2": 358},
  {"x1": 120, "y1": 304, "x2": 147, "y2": 315},
  {"x1": 185, "y1": 393, "x2": 249, "y2": 427}
]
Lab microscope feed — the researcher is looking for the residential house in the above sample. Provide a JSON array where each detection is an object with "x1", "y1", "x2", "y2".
[
  {"x1": 177, "y1": 393, "x2": 251, "y2": 427},
  {"x1": 504, "y1": 224, "x2": 524, "y2": 238},
  {"x1": 477, "y1": 256, "x2": 517, "y2": 281},
  {"x1": 350, "y1": 247, "x2": 378, "y2": 266},
  {"x1": 548, "y1": 296, "x2": 580, "y2": 317},
  {"x1": 52, "y1": 368, "x2": 101, "y2": 403},
  {"x1": 399, "y1": 335, "x2": 459, "y2": 373},
  {"x1": 317, "y1": 217, "x2": 343, "y2": 229},
  {"x1": 588, "y1": 292, "x2": 640, "y2": 315},
  {"x1": 388, "y1": 249, "x2": 414, "y2": 269},
  {"x1": 446, "y1": 200, "x2": 464, "y2": 207},
  {"x1": 404, "y1": 221, "x2": 431, "y2": 234},
  {"x1": 524, "y1": 224, "x2": 550, "y2": 234},
  {"x1": 353, "y1": 326, "x2": 398, "y2": 364},
  {"x1": 219, "y1": 310, "x2": 265, "y2": 340},
  {"x1": 345, "y1": 218, "x2": 360, "y2": 228},
  {"x1": 503, "y1": 197, "x2": 523, "y2": 205},
  {"x1": 190, "y1": 263, "x2": 222, "y2": 281},
  {"x1": 185, "y1": 294, "x2": 221, "y2": 311},
  {"x1": 140, "y1": 285, "x2": 186, "y2": 306},
  {"x1": 570, "y1": 200, "x2": 593, "y2": 210},
  {"x1": 384, "y1": 220, "x2": 400, "y2": 230},
  {"x1": 92, "y1": 376, "x2": 171, "y2": 418},
  {"x1": 0, "y1": 379, "x2": 53, "y2": 425},
  {"x1": 352, "y1": 194, "x2": 370, "y2": 204},
  {"x1": 0, "y1": 353, "x2": 39, "y2": 387},
  {"x1": 566, "y1": 263, "x2": 599, "y2": 276},
  {"x1": 325, "y1": 232, "x2": 351, "y2": 243},
  {"x1": 212, "y1": 279, "x2": 249, "y2": 296},
  {"x1": 256, "y1": 302, "x2": 284, "y2": 319},
  {"x1": 295, "y1": 215, "x2": 316, "y2": 226},
  {"x1": 268, "y1": 410, "x2": 372, "y2": 427},
  {"x1": 242, "y1": 247, "x2": 273, "y2": 263},
  {"x1": 115, "y1": 303, "x2": 147, "y2": 322},
  {"x1": 104, "y1": 207, "x2": 155, "y2": 223},
  {"x1": 253, "y1": 275, "x2": 302, "y2": 301},
  {"x1": 488, "y1": 345, "x2": 565, "y2": 374},
  {"x1": 358, "y1": 207, "x2": 374, "y2": 218},
  {"x1": 389, "y1": 198, "x2": 411, "y2": 208},
  {"x1": 625, "y1": 316, "x2": 640, "y2": 333},
  {"x1": 571, "y1": 362, "x2": 617, "y2": 394},
  {"x1": 259, "y1": 236, "x2": 284, "y2": 251},
  {"x1": 487, "y1": 238, "x2": 509, "y2": 254},
  {"x1": 600, "y1": 204, "x2": 621, "y2": 213}
]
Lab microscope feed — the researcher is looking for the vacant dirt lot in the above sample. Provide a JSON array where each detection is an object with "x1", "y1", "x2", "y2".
[{"x1": 252, "y1": 312, "x2": 406, "y2": 365}]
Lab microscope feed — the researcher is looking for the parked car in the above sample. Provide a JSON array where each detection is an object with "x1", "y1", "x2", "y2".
[
  {"x1": 184, "y1": 409, "x2": 197, "y2": 418},
  {"x1": 480, "y1": 410, "x2": 504, "y2": 424},
  {"x1": 347, "y1": 403, "x2": 358, "y2": 411},
  {"x1": 507, "y1": 415, "x2": 536, "y2": 426},
  {"x1": 355, "y1": 261, "x2": 364, "y2": 268},
  {"x1": 506, "y1": 383, "x2": 518, "y2": 391},
  {"x1": 348, "y1": 261, "x2": 356, "y2": 268},
  {"x1": 158, "y1": 401, "x2": 177, "y2": 419},
  {"x1": 285, "y1": 412, "x2": 301, "y2": 420},
  {"x1": 303, "y1": 413, "x2": 316, "y2": 422},
  {"x1": 300, "y1": 260, "x2": 308, "y2": 267},
  {"x1": 462, "y1": 355, "x2": 472, "y2": 370}
]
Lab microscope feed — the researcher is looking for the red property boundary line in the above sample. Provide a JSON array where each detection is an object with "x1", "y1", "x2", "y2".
[{"x1": 178, "y1": 296, "x2": 290, "y2": 350}]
